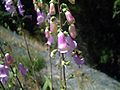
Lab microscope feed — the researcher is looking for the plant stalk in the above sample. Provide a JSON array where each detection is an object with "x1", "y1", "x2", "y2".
[
  {"x1": 48, "y1": 47, "x2": 53, "y2": 90},
  {"x1": 0, "y1": 81, "x2": 5, "y2": 90}
]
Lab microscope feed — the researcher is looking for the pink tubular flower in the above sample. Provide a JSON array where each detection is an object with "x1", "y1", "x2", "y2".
[
  {"x1": 46, "y1": 34, "x2": 54, "y2": 46},
  {"x1": 68, "y1": 24, "x2": 77, "y2": 39},
  {"x1": 5, "y1": 53, "x2": 14, "y2": 65},
  {"x1": 36, "y1": 8, "x2": 46, "y2": 25},
  {"x1": 49, "y1": 3, "x2": 56, "y2": 15},
  {"x1": 50, "y1": 17, "x2": 57, "y2": 33},
  {"x1": 58, "y1": 31, "x2": 68, "y2": 53},
  {"x1": 66, "y1": 36, "x2": 77, "y2": 53},
  {"x1": 65, "y1": 10, "x2": 75, "y2": 24}
]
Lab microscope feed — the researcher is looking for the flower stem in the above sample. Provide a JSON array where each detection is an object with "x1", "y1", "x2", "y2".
[
  {"x1": 0, "y1": 81, "x2": 5, "y2": 90},
  {"x1": 48, "y1": 47, "x2": 53, "y2": 90},
  {"x1": 62, "y1": 53, "x2": 67, "y2": 90},
  {"x1": 23, "y1": 31, "x2": 40, "y2": 90}
]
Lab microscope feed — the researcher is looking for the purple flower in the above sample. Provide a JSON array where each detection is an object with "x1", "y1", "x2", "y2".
[
  {"x1": 18, "y1": 63, "x2": 27, "y2": 76},
  {"x1": 73, "y1": 54, "x2": 85, "y2": 67},
  {"x1": 5, "y1": 53, "x2": 14, "y2": 65},
  {"x1": 36, "y1": 8, "x2": 46, "y2": 25},
  {"x1": 17, "y1": 0, "x2": 24, "y2": 16},
  {"x1": 66, "y1": 36, "x2": 77, "y2": 53},
  {"x1": 0, "y1": 65, "x2": 9, "y2": 84},
  {"x1": 46, "y1": 34, "x2": 54, "y2": 46},
  {"x1": 65, "y1": 11, "x2": 75, "y2": 24},
  {"x1": 4, "y1": 0, "x2": 16, "y2": 14},
  {"x1": 58, "y1": 32, "x2": 68, "y2": 53}
]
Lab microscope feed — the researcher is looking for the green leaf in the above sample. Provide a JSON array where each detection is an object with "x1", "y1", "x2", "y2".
[{"x1": 42, "y1": 76, "x2": 52, "y2": 90}]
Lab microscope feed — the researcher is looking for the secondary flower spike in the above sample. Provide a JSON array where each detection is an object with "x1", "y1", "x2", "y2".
[
  {"x1": 65, "y1": 10, "x2": 75, "y2": 24},
  {"x1": 68, "y1": 24, "x2": 77, "y2": 39},
  {"x1": 58, "y1": 31, "x2": 68, "y2": 53}
]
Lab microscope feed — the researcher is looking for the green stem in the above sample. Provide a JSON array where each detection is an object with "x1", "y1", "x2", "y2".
[
  {"x1": 23, "y1": 32, "x2": 33, "y2": 63},
  {"x1": 48, "y1": 47, "x2": 53, "y2": 90},
  {"x1": 60, "y1": 53, "x2": 63, "y2": 89},
  {"x1": 0, "y1": 81, "x2": 5, "y2": 90},
  {"x1": 23, "y1": 31, "x2": 40, "y2": 90},
  {"x1": 62, "y1": 53, "x2": 67, "y2": 90}
]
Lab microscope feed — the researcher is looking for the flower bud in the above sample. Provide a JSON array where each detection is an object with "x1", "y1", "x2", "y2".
[
  {"x1": 45, "y1": 27, "x2": 50, "y2": 38},
  {"x1": 65, "y1": 11, "x2": 75, "y2": 24},
  {"x1": 50, "y1": 17, "x2": 57, "y2": 33},
  {"x1": 68, "y1": 24, "x2": 77, "y2": 39},
  {"x1": 58, "y1": 32, "x2": 68, "y2": 53},
  {"x1": 5, "y1": 53, "x2": 13, "y2": 65},
  {"x1": 49, "y1": 3, "x2": 56, "y2": 15}
]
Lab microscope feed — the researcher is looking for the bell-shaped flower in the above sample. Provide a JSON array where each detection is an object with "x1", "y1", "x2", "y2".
[
  {"x1": 36, "y1": 8, "x2": 46, "y2": 25},
  {"x1": 65, "y1": 10, "x2": 75, "y2": 24},
  {"x1": 0, "y1": 65, "x2": 9, "y2": 84},
  {"x1": 58, "y1": 31, "x2": 68, "y2": 53},
  {"x1": 46, "y1": 33, "x2": 54, "y2": 46},
  {"x1": 4, "y1": 0, "x2": 16, "y2": 14},
  {"x1": 50, "y1": 16, "x2": 57, "y2": 33},
  {"x1": 73, "y1": 54, "x2": 85, "y2": 68},
  {"x1": 18, "y1": 63, "x2": 27, "y2": 76},
  {"x1": 66, "y1": 36, "x2": 77, "y2": 53},
  {"x1": 5, "y1": 53, "x2": 14, "y2": 65},
  {"x1": 17, "y1": 0, "x2": 25, "y2": 16},
  {"x1": 49, "y1": 3, "x2": 56, "y2": 15},
  {"x1": 68, "y1": 24, "x2": 77, "y2": 39}
]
